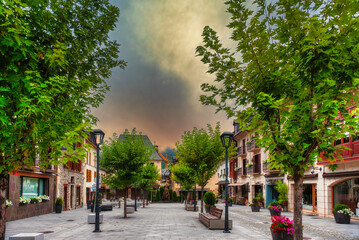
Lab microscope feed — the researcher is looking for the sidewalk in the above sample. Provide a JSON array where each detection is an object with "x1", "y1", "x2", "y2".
[{"x1": 5, "y1": 203, "x2": 359, "y2": 240}]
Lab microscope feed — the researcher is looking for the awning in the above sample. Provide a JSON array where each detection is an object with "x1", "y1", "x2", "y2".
[
  {"x1": 228, "y1": 182, "x2": 246, "y2": 186},
  {"x1": 216, "y1": 180, "x2": 226, "y2": 185}
]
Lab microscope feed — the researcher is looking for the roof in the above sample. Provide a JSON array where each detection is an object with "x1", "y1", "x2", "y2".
[{"x1": 118, "y1": 134, "x2": 162, "y2": 161}]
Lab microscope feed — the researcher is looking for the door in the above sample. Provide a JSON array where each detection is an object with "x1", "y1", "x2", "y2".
[
  {"x1": 64, "y1": 185, "x2": 68, "y2": 209},
  {"x1": 70, "y1": 185, "x2": 74, "y2": 208}
]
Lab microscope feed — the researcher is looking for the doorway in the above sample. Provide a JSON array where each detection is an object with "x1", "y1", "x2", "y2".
[
  {"x1": 64, "y1": 185, "x2": 68, "y2": 210},
  {"x1": 303, "y1": 184, "x2": 317, "y2": 212}
]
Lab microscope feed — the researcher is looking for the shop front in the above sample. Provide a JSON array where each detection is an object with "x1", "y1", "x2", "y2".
[{"x1": 332, "y1": 177, "x2": 359, "y2": 215}]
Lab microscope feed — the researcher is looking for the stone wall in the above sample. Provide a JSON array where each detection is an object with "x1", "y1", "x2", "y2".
[{"x1": 57, "y1": 163, "x2": 85, "y2": 210}]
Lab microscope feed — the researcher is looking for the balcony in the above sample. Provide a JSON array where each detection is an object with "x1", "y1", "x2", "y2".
[
  {"x1": 247, "y1": 164, "x2": 261, "y2": 175},
  {"x1": 318, "y1": 139, "x2": 359, "y2": 165},
  {"x1": 262, "y1": 162, "x2": 280, "y2": 173},
  {"x1": 236, "y1": 167, "x2": 247, "y2": 177},
  {"x1": 237, "y1": 146, "x2": 247, "y2": 158},
  {"x1": 247, "y1": 140, "x2": 260, "y2": 152}
]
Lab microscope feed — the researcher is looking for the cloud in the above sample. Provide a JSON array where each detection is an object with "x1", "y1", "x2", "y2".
[{"x1": 92, "y1": 0, "x2": 234, "y2": 150}]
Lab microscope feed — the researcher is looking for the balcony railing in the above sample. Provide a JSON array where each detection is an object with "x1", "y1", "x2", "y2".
[
  {"x1": 236, "y1": 167, "x2": 247, "y2": 177},
  {"x1": 237, "y1": 146, "x2": 247, "y2": 157},
  {"x1": 247, "y1": 140, "x2": 260, "y2": 152},
  {"x1": 247, "y1": 164, "x2": 261, "y2": 175},
  {"x1": 262, "y1": 162, "x2": 280, "y2": 173}
]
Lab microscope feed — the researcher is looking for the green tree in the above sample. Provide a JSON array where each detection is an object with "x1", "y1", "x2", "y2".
[
  {"x1": 175, "y1": 123, "x2": 225, "y2": 213},
  {"x1": 196, "y1": 1, "x2": 359, "y2": 238},
  {"x1": 0, "y1": 0, "x2": 124, "y2": 238},
  {"x1": 100, "y1": 129, "x2": 153, "y2": 218},
  {"x1": 138, "y1": 163, "x2": 160, "y2": 207},
  {"x1": 170, "y1": 162, "x2": 195, "y2": 204}
]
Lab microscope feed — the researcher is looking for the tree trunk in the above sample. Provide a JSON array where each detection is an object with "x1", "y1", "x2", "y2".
[
  {"x1": 293, "y1": 174, "x2": 303, "y2": 240},
  {"x1": 200, "y1": 186, "x2": 204, "y2": 213},
  {"x1": 124, "y1": 188, "x2": 127, "y2": 218},
  {"x1": 142, "y1": 190, "x2": 145, "y2": 208},
  {"x1": 0, "y1": 175, "x2": 8, "y2": 240}
]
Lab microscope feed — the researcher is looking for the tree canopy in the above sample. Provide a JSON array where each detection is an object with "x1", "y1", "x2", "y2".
[
  {"x1": 0, "y1": 0, "x2": 125, "y2": 175},
  {"x1": 175, "y1": 123, "x2": 225, "y2": 212},
  {"x1": 196, "y1": 0, "x2": 359, "y2": 239},
  {"x1": 170, "y1": 162, "x2": 195, "y2": 191}
]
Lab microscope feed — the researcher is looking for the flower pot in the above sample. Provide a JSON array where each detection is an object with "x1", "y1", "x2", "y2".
[
  {"x1": 334, "y1": 212, "x2": 351, "y2": 224},
  {"x1": 251, "y1": 205, "x2": 260, "y2": 212},
  {"x1": 270, "y1": 209, "x2": 281, "y2": 216},
  {"x1": 55, "y1": 205, "x2": 62, "y2": 213},
  {"x1": 270, "y1": 228, "x2": 293, "y2": 240}
]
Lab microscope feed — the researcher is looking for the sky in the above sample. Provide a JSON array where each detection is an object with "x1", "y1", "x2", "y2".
[{"x1": 91, "y1": 0, "x2": 235, "y2": 151}]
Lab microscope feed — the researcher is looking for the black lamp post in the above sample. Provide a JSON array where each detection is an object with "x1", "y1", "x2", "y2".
[
  {"x1": 193, "y1": 183, "x2": 197, "y2": 212},
  {"x1": 92, "y1": 129, "x2": 105, "y2": 233},
  {"x1": 134, "y1": 182, "x2": 137, "y2": 211},
  {"x1": 220, "y1": 131, "x2": 234, "y2": 233}
]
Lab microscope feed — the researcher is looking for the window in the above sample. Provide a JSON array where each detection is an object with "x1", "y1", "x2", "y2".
[
  {"x1": 20, "y1": 177, "x2": 47, "y2": 198},
  {"x1": 86, "y1": 170, "x2": 92, "y2": 182}
]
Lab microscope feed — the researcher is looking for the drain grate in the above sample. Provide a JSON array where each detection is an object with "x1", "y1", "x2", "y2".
[
  {"x1": 38, "y1": 231, "x2": 54, "y2": 234},
  {"x1": 312, "y1": 217, "x2": 321, "y2": 219},
  {"x1": 303, "y1": 237, "x2": 312, "y2": 239},
  {"x1": 67, "y1": 219, "x2": 74, "y2": 221}
]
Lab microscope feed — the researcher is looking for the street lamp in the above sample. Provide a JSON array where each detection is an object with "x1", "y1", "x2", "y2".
[
  {"x1": 134, "y1": 182, "x2": 137, "y2": 211},
  {"x1": 92, "y1": 129, "x2": 105, "y2": 233},
  {"x1": 220, "y1": 131, "x2": 234, "y2": 233}
]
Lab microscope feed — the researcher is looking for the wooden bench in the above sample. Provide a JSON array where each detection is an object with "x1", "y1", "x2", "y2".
[{"x1": 199, "y1": 207, "x2": 232, "y2": 230}]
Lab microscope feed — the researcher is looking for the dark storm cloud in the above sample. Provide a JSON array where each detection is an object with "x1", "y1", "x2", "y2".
[{"x1": 92, "y1": 0, "x2": 234, "y2": 149}]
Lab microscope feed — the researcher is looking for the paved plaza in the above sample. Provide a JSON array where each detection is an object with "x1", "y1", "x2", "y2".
[{"x1": 5, "y1": 203, "x2": 359, "y2": 240}]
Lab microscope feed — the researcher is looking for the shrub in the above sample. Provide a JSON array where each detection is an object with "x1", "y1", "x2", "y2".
[
  {"x1": 171, "y1": 191, "x2": 177, "y2": 201},
  {"x1": 203, "y1": 191, "x2": 216, "y2": 206},
  {"x1": 256, "y1": 193, "x2": 264, "y2": 204},
  {"x1": 155, "y1": 190, "x2": 161, "y2": 201},
  {"x1": 333, "y1": 204, "x2": 350, "y2": 213},
  {"x1": 159, "y1": 186, "x2": 164, "y2": 200},
  {"x1": 275, "y1": 180, "x2": 288, "y2": 202},
  {"x1": 268, "y1": 201, "x2": 280, "y2": 208},
  {"x1": 55, "y1": 197, "x2": 63, "y2": 206},
  {"x1": 30, "y1": 196, "x2": 40, "y2": 203},
  {"x1": 228, "y1": 198, "x2": 233, "y2": 203}
]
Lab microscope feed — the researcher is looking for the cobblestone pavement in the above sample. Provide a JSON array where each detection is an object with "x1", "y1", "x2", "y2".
[{"x1": 5, "y1": 203, "x2": 359, "y2": 240}]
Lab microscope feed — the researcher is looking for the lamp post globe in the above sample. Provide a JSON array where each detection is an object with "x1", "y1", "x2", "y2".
[
  {"x1": 220, "y1": 131, "x2": 234, "y2": 233},
  {"x1": 92, "y1": 129, "x2": 105, "y2": 233}
]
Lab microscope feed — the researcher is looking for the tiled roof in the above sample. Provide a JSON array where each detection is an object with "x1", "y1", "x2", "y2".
[{"x1": 118, "y1": 134, "x2": 162, "y2": 161}]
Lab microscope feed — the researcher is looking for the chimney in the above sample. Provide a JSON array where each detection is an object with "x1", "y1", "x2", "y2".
[{"x1": 154, "y1": 145, "x2": 158, "y2": 152}]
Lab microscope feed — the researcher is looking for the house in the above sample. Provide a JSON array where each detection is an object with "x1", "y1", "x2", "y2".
[
  {"x1": 6, "y1": 162, "x2": 56, "y2": 221},
  {"x1": 56, "y1": 143, "x2": 85, "y2": 211}
]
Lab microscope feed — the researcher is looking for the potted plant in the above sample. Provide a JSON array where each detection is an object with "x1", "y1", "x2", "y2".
[
  {"x1": 332, "y1": 204, "x2": 354, "y2": 224},
  {"x1": 268, "y1": 201, "x2": 282, "y2": 216},
  {"x1": 19, "y1": 196, "x2": 30, "y2": 206},
  {"x1": 270, "y1": 215, "x2": 294, "y2": 240},
  {"x1": 55, "y1": 197, "x2": 63, "y2": 213},
  {"x1": 30, "y1": 196, "x2": 40, "y2": 204},
  {"x1": 228, "y1": 198, "x2": 233, "y2": 206},
  {"x1": 40, "y1": 195, "x2": 50, "y2": 202},
  {"x1": 203, "y1": 191, "x2": 216, "y2": 213},
  {"x1": 250, "y1": 197, "x2": 262, "y2": 212},
  {"x1": 275, "y1": 180, "x2": 288, "y2": 211},
  {"x1": 6, "y1": 200, "x2": 13, "y2": 208}
]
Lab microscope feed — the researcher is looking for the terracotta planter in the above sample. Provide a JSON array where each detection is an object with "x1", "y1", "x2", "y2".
[
  {"x1": 333, "y1": 212, "x2": 351, "y2": 224},
  {"x1": 270, "y1": 209, "x2": 281, "y2": 216},
  {"x1": 251, "y1": 205, "x2": 260, "y2": 212},
  {"x1": 270, "y1": 228, "x2": 293, "y2": 240}
]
